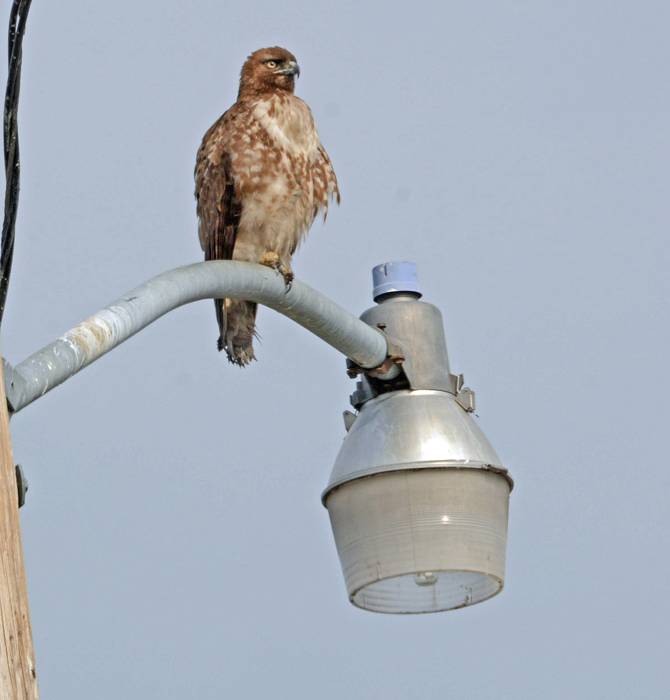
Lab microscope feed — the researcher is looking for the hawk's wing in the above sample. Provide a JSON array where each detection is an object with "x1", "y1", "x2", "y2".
[
  {"x1": 195, "y1": 110, "x2": 246, "y2": 353},
  {"x1": 313, "y1": 144, "x2": 341, "y2": 223},
  {"x1": 195, "y1": 111, "x2": 243, "y2": 262}
]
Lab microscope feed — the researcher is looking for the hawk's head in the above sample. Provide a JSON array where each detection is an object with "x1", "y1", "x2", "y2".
[{"x1": 239, "y1": 47, "x2": 300, "y2": 97}]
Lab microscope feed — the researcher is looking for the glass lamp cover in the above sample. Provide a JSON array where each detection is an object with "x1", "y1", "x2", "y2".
[{"x1": 325, "y1": 468, "x2": 510, "y2": 614}]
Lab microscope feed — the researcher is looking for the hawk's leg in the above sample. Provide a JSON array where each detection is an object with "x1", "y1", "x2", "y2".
[{"x1": 259, "y1": 251, "x2": 294, "y2": 293}]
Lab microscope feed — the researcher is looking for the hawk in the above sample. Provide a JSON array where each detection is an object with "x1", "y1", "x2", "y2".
[{"x1": 195, "y1": 47, "x2": 340, "y2": 366}]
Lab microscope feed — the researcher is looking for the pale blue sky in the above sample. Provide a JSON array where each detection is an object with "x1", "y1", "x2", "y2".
[{"x1": 3, "y1": 0, "x2": 669, "y2": 697}]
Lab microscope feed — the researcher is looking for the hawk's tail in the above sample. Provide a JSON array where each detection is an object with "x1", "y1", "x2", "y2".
[{"x1": 215, "y1": 298, "x2": 258, "y2": 366}]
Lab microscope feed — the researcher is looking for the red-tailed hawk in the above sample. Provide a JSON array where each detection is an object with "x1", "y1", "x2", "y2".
[{"x1": 195, "y1": 47, "x2": 340, "y2": 366}]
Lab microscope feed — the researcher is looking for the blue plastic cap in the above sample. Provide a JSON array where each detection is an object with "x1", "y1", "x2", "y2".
[{"x1": 372, "y1": 262, "x2": 422, "y2": 301}]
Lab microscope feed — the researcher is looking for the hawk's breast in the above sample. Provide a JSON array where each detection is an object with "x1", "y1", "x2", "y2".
[
  {"x1": 221, "y1": 93, "x2": 336, "y2": 263},
  {"x1": 252, "y1": 95, "x2": 320, "y2": 158}
]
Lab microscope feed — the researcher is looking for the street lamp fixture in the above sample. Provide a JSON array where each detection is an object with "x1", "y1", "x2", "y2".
[
  {"x1": 3, "y1": 259, "x2": 513, "y2": 616},
  {"x1": 0, "y1": 256, "x2": 514, "y2": 696},
  {"x1": 323, "y1": 262, "x2": 513, "y2": 614}
]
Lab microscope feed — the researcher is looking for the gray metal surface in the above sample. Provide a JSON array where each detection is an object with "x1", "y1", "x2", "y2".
[
  {"x1": 323, "y1": 389, "x2": 512, "y2": 501},
  {"x1": 6, "y1": 261, "x2": 389, "y2": 414},
  {"x1": 360, "y1": 294, "x2": 456, "y2": 393}
]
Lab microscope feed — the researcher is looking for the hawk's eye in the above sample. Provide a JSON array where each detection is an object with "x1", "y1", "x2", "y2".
[{"x1": 266, "y1": 60, "x2": 278, "y2": 69}]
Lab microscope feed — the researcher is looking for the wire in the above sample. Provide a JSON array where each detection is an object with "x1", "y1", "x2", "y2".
[{"x1": 0, "y1": 0, "x2": 33, "y2": 327}]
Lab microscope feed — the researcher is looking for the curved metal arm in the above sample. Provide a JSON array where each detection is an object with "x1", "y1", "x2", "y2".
[{"x1": 5, "y1": 261, "x2": 388, "y2": 414}]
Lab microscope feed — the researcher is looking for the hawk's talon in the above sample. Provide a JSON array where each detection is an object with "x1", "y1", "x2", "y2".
[
  {"x1": 259, "y1": 251, "x2": 293, "y2": 292},
  {"x1": 279, "y1": 266, "x2": 294, "y2": 293}
]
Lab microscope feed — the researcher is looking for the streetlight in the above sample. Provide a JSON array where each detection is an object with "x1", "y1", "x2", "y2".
[
  {"x1": 2, "y1": 259, "x2": 513, "y2": 672},
  {"x1": 323, "y1": 262, "x2": 513, "y2": 613}
]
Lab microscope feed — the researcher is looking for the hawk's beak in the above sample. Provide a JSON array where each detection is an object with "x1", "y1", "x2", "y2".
[{"x1": 276, "y1": 61, "x2": 300, "y2": 78}]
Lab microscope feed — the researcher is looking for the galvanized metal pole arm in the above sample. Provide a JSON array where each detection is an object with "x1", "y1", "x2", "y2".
[{"x1": 3, "y1": 261, "x2": 389, "y2": 414}]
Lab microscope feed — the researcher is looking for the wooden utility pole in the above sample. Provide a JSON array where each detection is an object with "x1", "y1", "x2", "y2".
[{"x1": 0, "y1": 343, "x2": 38, "y2": 699}]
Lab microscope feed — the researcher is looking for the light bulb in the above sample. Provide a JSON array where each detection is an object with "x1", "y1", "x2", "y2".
[{"x1": 414, "y1": 571, "x2": 439, "y2": 587}]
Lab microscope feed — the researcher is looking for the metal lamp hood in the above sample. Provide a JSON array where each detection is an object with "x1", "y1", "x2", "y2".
[{"x1": 324, "y1": 388, "x2": 508, "y2": 494}]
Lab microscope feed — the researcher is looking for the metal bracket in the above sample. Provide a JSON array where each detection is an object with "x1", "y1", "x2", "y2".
[
  {"x1": 455, "y1": 387, "x2": 476, "y2": 412},
  {"x1": 346, "y1": 353, "x2": 405, "y2": 380},
  {"x1": 454, "y1": 374, "x2": 476, "y2": 413},
  {"x1": 343, "y1": 410, "x2": 357, "y2": 432},
  {"x1": 346, "y1": 334, "x2": 405, "y2": 381},
  {"x1": 349, "y1": 376, "x2": 377, "y2": 410},
  {"x1": 15, "y1": 464, "x2": 28, "y2": 508},
  {"x1": 2, "y1": 359, "x2": 27, "y2": 414}
]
